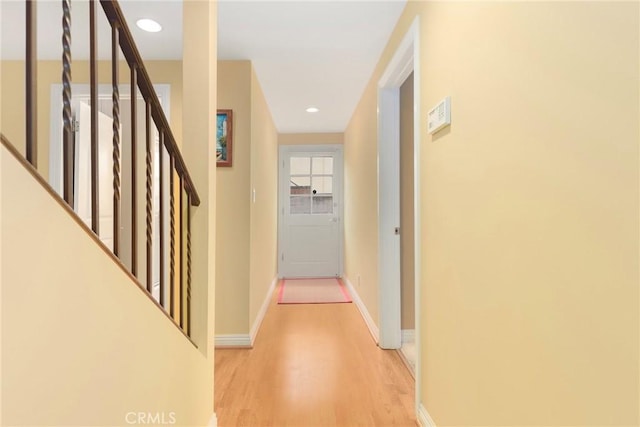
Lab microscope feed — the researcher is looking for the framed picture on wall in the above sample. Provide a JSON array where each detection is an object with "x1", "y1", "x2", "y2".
[{"x1": 216, "y1": 109, "x2": 233, "y2": 167}]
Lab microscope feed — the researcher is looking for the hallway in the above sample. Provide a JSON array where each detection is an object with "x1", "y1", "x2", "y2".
[{"x1": 214, "y1": 284, "x2": 416, "y2": 427}]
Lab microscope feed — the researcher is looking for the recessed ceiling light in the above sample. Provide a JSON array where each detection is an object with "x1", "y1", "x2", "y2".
[
  {"x1": 136, "y1": 18, "x2": 162, "y2": 33},
  {"x1": 306, "y1": 107, "x2": 319, "y2": 113}
]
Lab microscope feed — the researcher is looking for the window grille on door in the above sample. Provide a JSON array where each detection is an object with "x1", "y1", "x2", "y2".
[{"x1": 289, "y1": 156, "x2": 334, "y2": 215}]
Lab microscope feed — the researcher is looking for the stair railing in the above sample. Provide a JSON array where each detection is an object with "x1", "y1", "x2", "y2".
[{"x1": 8, "y1": 0, "x2": 200, "y2": 341}]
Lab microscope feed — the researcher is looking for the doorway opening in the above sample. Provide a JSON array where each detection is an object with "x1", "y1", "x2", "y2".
[
  {"x1": 399, "y1": 71, "x2": 416, "y2": 374},
  {"x1": 377, "y1": 17, "x2": 421, "y2": 414}
]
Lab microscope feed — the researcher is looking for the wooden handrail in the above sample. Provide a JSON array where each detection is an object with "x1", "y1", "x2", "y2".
[{"x1": 99, "y1": 0, "x2": 200, "y2": 206}]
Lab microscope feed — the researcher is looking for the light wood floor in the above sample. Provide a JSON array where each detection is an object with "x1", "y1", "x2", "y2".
[{"x1": 214, "y1": 285, "x2": 416, "y2": 427}]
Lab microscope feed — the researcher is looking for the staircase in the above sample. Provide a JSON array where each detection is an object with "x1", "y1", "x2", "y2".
[{"x1": 1, "y1": 1, "x2": 217, "y2": 425}]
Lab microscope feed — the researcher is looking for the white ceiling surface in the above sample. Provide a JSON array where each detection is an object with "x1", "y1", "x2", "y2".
[
  {"x1": 1, "y1": 0, "x2": 407, "y2": 133},
  {"x1": 218, "y1": 1, "x2": 406, "y2": 133},
  {"x1": 0, "y1": 1, "x2": 184, "y2": 60}
]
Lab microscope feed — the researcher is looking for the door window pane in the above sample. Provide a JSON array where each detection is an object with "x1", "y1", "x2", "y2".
[
  {"x1": 311, "y1": 176, "x2": 332, "y2": 195},
  {"x1": 312, "y1": 157, "x2": 333, "y2": 175},
  {"x1": 290, "y1": 157, "x2": 311, "y2": 175},
  {"x1": 288, "y1": 154, "x2": 336, "y2": 215},
  {"x1": 290, "y1": 196, "x2": 311, "y2": 214},
  {"x1": 312, "y1": 196, "x2": 333, "y2": 214},
  {"x1": 290, "y1": 176, "x2": 311, "y2": 195}
]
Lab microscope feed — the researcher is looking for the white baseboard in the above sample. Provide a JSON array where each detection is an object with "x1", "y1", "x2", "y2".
[
  {"x1": 214, "y1": 277, "x2": 278, "y2": 348},
  {"x1": 343, "y1": 276, "x2": 379, "y2": 343},
  {"x1": 250, "y1": 276, "x2": 278, "y2": 345},
  {"x1": 208, "y1": 412, "x2": 218, "y2": 427},
  {"x1": 214, "y1": 334, "x2": 251, "y2": 348},
  {"x1": 417, "y1": 404, "x2": 436, "y2": 427},
  {"x1": 402, "y1": 329, "x2": 415, "y2": 343}
]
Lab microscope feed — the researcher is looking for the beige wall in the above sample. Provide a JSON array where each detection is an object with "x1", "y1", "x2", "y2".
[
  {"x1": 344, "y1": 65, "x2": 381, "y2": 327},
  {"x1": 1, "y1": 145, "x2": 212, "y2": 426},
  {"x1": 215, "y1": 61, "x2": 252, "y2": 335},
  {"x1": 345, "y1": 1, "x2": 639, "y2": 425},
  {"x1": 278, "y1": 132, "x2": 343, "y2": 145},
  {"x1": 249, "y1": 67, "x2": 279, "y2": 327},
  {"x1": 182, "y1": 0, "x2": 217, "y2": 366},
  {"x1": 0, "y1": 145, "x2": 3, "y2": 426},
  {"x1": 216, "y1": 61, "x2": 278, "y2": 337},
  {"x1": 0, "y1": 60, "x2": 183, "y2": 180},
  {"x1": 400, "y1": 72, "x2": 414, "y2": 331}
]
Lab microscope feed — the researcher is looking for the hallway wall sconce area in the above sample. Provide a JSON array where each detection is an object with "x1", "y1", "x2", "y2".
[{"x1": 217, "y1": 109, "x2": 233, "y2": 167}]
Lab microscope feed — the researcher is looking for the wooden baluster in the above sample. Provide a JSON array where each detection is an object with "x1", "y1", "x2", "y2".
[
  {"x1": 131, "y1": 66, "x2": 138, "y2": 276},
  {"x1": 25, "y1": 0, "x2": 37, "y2": 167},
  {"x1": 169, "y1": 155, "x2": 176, "y2": 319},
  {"x1": 111, "y1": 23, "x2": 121, "y2": 256},
  {"x1": 159, "y1": 131, "x2": 166, "y2": 308},
  {"x1": 62, "y1": 0, "x2": 73, "y2": 205},
  {"x1": 89, "y1": 0, "x2": 99, "y2": 234},
  {"x1": 186, "y1": 197, "x2": 192, "y2": 336},
  {"x1": 145, "y1": 101, "x2": 153, "y2": 293},
  {"x1": 179, "y1": 175, "x2": 184, "y2": 329}
]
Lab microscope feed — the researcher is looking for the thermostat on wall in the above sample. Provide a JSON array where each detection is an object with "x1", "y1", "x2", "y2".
[{"x1": 427, "y1": 96, "x2": 451, "y2": 134}]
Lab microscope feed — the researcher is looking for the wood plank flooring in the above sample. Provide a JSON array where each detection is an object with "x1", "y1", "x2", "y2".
[{"x1": 214, "y1": 285, "x2": 416, "y2": 427}]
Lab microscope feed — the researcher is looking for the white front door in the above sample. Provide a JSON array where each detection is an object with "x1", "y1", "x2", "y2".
[{"x1": 279, "y1": 145, "x2": 343, "y2": 278}]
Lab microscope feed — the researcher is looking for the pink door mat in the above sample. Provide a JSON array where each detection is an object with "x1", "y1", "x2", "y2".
[{"x1": 278, "y1": 278, "x2": 352, "y2": 304}]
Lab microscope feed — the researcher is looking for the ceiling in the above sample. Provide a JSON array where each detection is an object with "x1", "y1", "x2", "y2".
[
  {"x1": 0, "y1": 1, "x2": 184, "y2": 61},
  {"x1": 1, "y1": 0, "x2": 406, "y2": 133},
  {"x1": 217, "y1": 1, "x2": 406, "y2": 133}
]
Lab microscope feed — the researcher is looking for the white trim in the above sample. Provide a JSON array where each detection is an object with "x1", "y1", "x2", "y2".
[
  {"x1": 377, "y1": 16, "x2": 423, "y2": 415},
  {"x1": 215, "y1": 277, "x2": 277, "y2": 348},
  {"x1": 250, "y1": 276, "x2": 278, "y2": 345},
  {"x1": 379, "y1": 26, "x2": 416, "y2": 88},
  {"x1": 378, "y1": 19, "x2": 421, "y2": 350},
  {"x1": 214, "y1": 334, "x2": 251, "y2": 348},
  {"x1": 412, "y1": 18, "x2": 424, "y2": 420},
  {"x1": 417, "y1": 404, "x2": 436, "y2": 427},
  {"x1": 401, "y1": 329, "x2": 415, "y2": 343},
  {"x1": 208, "y1": 412, "x2": 218, "y2": 427},
  {"x1": 343, "y1": 276, "x2": 379, "y2": 343}
]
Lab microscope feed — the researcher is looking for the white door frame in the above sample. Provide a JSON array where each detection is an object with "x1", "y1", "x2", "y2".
[
  {"x1": 377, "y1": 17, "x2": 422, "y2": 411},
  {"x1": 278, "y1": 144, "x2": 344, "y2": 278}
]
